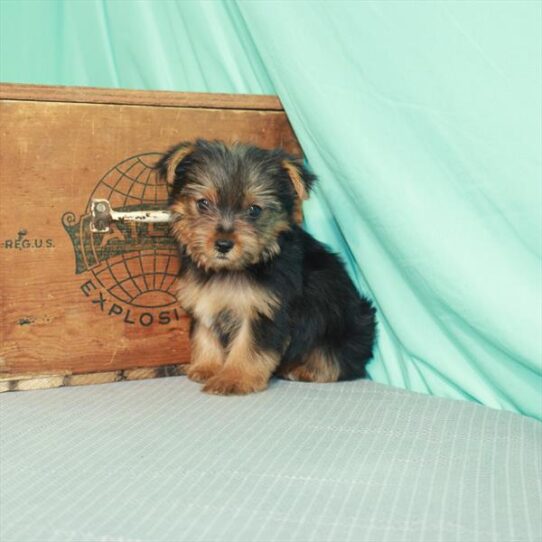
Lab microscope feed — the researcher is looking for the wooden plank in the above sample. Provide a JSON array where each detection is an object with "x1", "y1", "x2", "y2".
[
  {"x1": 0, "y1": 83, "x2": 284, "y2": 111},
  {"x1": 0, "y1": 91, "x2": 301, "y2": 380},
  {"x1": 0, "y1": 365, "x2": 188, "y2": 392}
]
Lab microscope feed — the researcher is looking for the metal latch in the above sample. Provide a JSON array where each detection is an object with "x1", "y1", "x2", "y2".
[{"x1": 90, "y1": 199, "x2": 172, "y2": 233}]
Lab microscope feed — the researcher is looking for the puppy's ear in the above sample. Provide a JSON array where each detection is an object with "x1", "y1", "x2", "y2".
[
  {"x1": 156, "y1": 142, "x2": 194, "y2": 186},
  {"x1": 282, "y1": 159, "x2": 316, "y2": 224},
  {"x1": 282, "y1": 159, "x2": 316, "y2": 201}
]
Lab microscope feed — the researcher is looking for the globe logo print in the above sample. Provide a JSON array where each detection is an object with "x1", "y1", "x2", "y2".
[{"x1": 63, "y1": 153, "x2": 179, "y2": 310}]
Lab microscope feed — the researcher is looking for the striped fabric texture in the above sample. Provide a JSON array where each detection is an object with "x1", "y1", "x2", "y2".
[{"x1": 1, "y1": 377, "x2": 541, "y2": 542}]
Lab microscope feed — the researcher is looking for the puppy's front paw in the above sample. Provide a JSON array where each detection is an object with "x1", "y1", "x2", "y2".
[
  {"x1": 186, "y1": 364, "x2": 222, "y2": 383},
  {"x1": 202, "y1": 371, "x2": 267, "y2": 396}
]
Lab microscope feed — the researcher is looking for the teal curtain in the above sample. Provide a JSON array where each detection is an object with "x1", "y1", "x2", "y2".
[{"x1": 1, "y1": 0, "x2": 540, "y2": 420}]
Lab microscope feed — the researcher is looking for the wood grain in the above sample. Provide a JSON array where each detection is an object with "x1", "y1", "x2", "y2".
[
  {"x1": 0, "y1": 365, "x2": 187, "y2": 392},
  {"x1": 0, "y1": 83, "x2": 285, "y2": 111},
  {"x1": 0, "y1": 85, "x2": 301, "y2": 380}
]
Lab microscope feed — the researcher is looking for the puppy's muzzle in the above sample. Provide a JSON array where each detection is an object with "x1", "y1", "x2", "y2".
[{"x1": 215, "y1": 239, "x2": 234, "y2": 254}]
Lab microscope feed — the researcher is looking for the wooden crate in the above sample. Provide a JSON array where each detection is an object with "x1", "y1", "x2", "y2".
[{"x1": 0, "y1": 83, "x2": 301, "y2": 391}]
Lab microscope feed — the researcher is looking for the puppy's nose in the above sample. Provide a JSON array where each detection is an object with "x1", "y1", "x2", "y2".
[{"x1": 215, "y1": 239, "x2": 234, "y2": 254}]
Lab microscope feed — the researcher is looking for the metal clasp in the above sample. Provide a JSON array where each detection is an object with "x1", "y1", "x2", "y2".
[{"x1": 90, "y1": 199, "x2": 172, "y2": 233}]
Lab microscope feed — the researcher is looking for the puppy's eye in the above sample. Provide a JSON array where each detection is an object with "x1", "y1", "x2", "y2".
[
  {"x1": 197, "y1": 199, "x2": 210, "y2": 212},
  {"x1": 248, "y1": 204, "x2": 262, "y2": 218}
]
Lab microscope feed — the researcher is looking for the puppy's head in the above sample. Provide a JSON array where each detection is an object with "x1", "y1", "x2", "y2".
[{"x1": 157, "y1": 139, "x2": 315, "y2": 272}]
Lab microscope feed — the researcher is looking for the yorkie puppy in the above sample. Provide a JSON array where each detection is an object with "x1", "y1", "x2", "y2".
[{"x1": 157, "y1": 139, "x2": 376, "y2": 395}]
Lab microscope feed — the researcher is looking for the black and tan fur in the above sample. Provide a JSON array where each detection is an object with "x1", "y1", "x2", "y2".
[{"x1": 157, "y1": 139, "x2": 376, "y2": 395}]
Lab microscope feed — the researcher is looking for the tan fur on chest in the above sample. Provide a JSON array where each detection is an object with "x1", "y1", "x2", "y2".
[{"x1": 177, "y1": 272, "x2": 278, "y2": 325}]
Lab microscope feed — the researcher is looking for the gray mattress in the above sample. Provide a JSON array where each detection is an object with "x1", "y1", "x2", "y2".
[{"x1": 1, "y1": 377, "x2": 541, "y2": 542}]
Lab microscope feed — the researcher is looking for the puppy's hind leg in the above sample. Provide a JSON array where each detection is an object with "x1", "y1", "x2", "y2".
[{"x1": 278, "y1": 347, "x2": 341, "y2": 383}]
